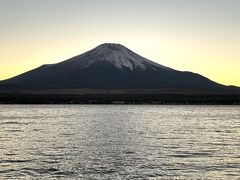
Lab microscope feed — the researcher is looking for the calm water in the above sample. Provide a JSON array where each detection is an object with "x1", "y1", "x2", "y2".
[{"x1": 0, "y1": 105, "x2": 239, "y2": 179}]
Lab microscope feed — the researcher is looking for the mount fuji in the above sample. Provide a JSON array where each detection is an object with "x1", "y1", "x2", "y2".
[{"x1": 0, "y1": 43, "x2": 238, "y2": 93}]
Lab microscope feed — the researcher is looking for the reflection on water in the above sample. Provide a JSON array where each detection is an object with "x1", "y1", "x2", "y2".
[{"x1": 0, "y1": 105, "x2": 239, "y2": 179}]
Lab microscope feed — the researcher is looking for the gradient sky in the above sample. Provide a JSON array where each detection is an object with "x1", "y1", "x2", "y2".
[{"x1": 1, "y1": 0, "x2": 240, "y2": 86}]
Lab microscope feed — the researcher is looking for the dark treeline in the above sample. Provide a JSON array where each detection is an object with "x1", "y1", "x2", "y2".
[{"x1": 0, "y1": 94, "x2": 240, "y2": 105}]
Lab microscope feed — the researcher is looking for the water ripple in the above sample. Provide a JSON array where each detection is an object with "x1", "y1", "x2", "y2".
[{"x1": 0, "y1": 105, "x2": 239, "y2": 179}]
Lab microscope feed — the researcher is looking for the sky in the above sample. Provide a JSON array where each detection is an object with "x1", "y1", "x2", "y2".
[{"x1": 0, "y1": 0, "x2": 240, "y2": 86}]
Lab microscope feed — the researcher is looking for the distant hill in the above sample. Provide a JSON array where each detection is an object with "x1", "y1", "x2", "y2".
[{"x1": 0, "y1": 43, "x2": 239, "y2": 94}]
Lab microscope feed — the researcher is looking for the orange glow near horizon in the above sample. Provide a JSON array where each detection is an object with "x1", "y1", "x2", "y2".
[{"x1": 0, "y1": 0, "x2": 239, "y2": 86}]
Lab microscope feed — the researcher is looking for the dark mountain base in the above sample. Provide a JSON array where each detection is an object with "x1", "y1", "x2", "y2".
[
  {"x1": 1, "y1": 43, "x2": 240, "y2": 96},
  {"x1": 0, "y1": 93, "x2": 240, "y2": 105}
]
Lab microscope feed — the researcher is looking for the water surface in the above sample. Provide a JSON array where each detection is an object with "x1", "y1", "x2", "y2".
[{"x1": 0, "y1": 105, "x2": 239, "y2": 179}]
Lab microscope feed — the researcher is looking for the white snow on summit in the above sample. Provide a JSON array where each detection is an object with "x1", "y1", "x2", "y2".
[{"x1": 63, "y1": 43, "x2": 172, "y2": 71}]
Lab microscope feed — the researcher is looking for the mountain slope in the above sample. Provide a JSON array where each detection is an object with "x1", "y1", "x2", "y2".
[{"x1": 0, "y1": 43, "x2": 236, "y2": 91}]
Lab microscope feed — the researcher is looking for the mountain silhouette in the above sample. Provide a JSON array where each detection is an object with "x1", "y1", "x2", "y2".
[{"x1": 0, "y1": 43, "x2": 239, "y2": 93}]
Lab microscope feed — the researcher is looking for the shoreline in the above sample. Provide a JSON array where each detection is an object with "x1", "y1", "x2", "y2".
[{"x1": 1, "y1": 93, "x2": 240, "y2": 105}]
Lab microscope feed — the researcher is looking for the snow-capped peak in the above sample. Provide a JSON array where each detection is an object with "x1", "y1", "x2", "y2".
[{"x1": 64, "y1": 43, "x2": 171, "y2": 71}]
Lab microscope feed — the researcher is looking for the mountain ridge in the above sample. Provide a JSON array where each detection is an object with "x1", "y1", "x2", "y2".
[{"x1": 0, "y1": 43, "x2": 239, "y2": 93}]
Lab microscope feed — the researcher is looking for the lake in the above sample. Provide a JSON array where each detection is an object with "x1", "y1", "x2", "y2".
[{"x1": 0, "y1": 105, "x2": 239, "y2": 179}]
